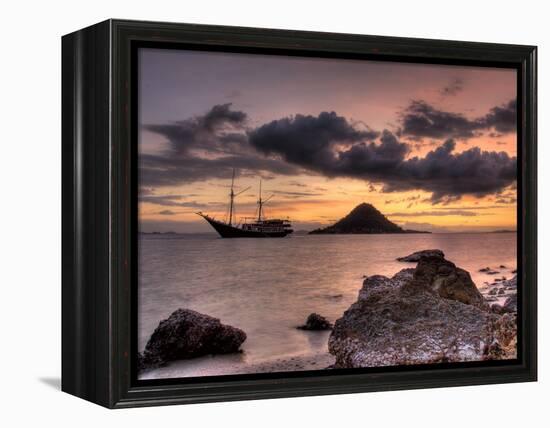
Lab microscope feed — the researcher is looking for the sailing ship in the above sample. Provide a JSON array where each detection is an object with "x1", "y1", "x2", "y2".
[{"x1": 197, "y1": 171, "x2": 293, "y2": 238}]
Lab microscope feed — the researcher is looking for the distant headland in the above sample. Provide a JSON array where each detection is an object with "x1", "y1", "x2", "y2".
[{"x1": 309, "y1": 203, "x2": 430, "y2": 235}]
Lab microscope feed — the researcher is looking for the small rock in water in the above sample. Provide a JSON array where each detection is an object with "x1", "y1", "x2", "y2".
[
  {"x1": 498, "y1": 289, "x2": 505, "y2": 295},
  {"x1": 328, "y1": 294, "x2": 343, "y2": 299},
  {"x1": 479, "y1": 267, "x2": 492, "y2": 273},
  {"x1": 297, "y1": 313, "x2": 333, "y2": 330},
  {"x1": 512, "y1": 269, "x2": 517, "y2": 274},
  {"x1": 397, "y1": 249, "x2": 444, "y2": 262},
  {"x1": 488, "y1": 288, "x2": 498, "y2": 295},
  {"x1": 500, "y1": 265, "x2": 507, "y2": 269}
]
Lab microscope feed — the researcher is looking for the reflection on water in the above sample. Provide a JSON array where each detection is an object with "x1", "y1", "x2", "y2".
[{"x1": 138, "y1": 232, "x2": 517, "y2": 376}]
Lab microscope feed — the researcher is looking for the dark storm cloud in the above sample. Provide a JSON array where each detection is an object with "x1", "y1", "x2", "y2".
[
  {"x1": 140, "y1": 153, "x2": 299, "y2": 187},
  {"x1": 202, "y1": 103, "x2": 247, "y2": 129},
  {"x1": 383, "y1": 139, "x2": 516, "y2": 202},
  {"x1": 400, "y1": 101, "x2": 480, "y2": 139},
  {"x1": 141, "y1": 104, "x2": 300, "y2": 186},
  {"x1": 249, "y1": 113, "x2": 400, "y2": 177},
  {"x1": 400, "y1": 99, "x2": 516, "y2": 140},
  {"x1": 401, "y1": 101, "x2": 486, "y2": 139},
  {"x1": 482, "y1": 99, "x2": 517, "y2": 134},
  {"x1": 144, "y1": 103, "x2": 248, "y2": 155},
  {"x1": 249, "y1": 112, "x2": 516, "y2": 202},
  {"x1": 249, "y1": 111, "x2": 379, "y2": 167}
]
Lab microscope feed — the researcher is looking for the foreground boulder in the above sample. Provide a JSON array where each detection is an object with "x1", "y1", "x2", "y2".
[
  {"x1": 298, "y1": 313, "x2": 332, "y2": 330},
  {"x1": 329, "y1": 256, "x2": 516, "y2": 369},
  {"x1": 397, "y1": 249, "x2": 444, "y2": 262},
  {"x1": 139, "y1": 309, "x2": 246, "y2": 371}
]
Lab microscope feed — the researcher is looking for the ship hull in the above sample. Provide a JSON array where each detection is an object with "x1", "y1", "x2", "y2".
[{"x1": 200, "y1": 215, "x2": 292, "y2": 238}]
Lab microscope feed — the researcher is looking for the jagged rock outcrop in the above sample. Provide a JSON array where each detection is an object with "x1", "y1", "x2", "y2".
[
  {"x1": 138, "y1": 309, "x2": 246, "y2": 371},
  {"x1": 413, "y1": 255, "x2": 487, "y2": 309},
  {"x1": 358, "y1": 269, "x2": 413, "y2": 301},
  {"x1": 389, "y1": 268, "x2": 415, "y2": 287},
  {"x1": 297, "y1": 313, "x2": 333, "y2": 330},
  {"x1": 397, "y1": 249, "x2": 444, "y2": 262},
  {"x1": 329, "y1": 254, "x2": 516, "y2": 369}
]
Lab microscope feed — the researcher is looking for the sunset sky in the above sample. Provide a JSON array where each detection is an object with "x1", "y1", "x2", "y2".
[{"x1": 138, "y1": 48, "x2": 517, "y2": 233}]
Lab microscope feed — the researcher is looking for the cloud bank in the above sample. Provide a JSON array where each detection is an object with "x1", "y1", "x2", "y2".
[
  {"x1": 400, "y1": 99, "x2": 516, "y2": 140},
  {"x1": 250, "y1": 118, "x2": 515, "y2": 203},
  {"x1": 142, "y1": 101, "x2": 516, "y2": 204}
]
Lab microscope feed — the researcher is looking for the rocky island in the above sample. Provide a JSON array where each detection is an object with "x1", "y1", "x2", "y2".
[{"x1": 309, "y1": 203, "x2": 429, "y2": 234}]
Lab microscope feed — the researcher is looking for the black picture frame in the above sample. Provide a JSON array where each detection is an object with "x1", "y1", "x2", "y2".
[{"x1": 62, "y1": 19, "x2": 537, "y2": 408}]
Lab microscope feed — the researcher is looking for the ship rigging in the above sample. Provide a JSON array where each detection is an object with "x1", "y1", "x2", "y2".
[{"x1": 197, "y1": 170, "x2": 293, "y2": 238}]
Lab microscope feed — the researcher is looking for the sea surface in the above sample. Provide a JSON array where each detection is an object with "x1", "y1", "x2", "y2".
[{"x1": 138, "y1": 232, "x2": 517, "y2": 379}]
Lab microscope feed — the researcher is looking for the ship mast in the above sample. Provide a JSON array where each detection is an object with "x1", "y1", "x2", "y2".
[
  {"x1": 257, "y1": 179, "x2": 263, "y2": 222},
  {"x1": 229, "y1": 169, "x2": 235, "y2": 226},
  {"x1": 256, "y1": 179, "x2": 274, "y2": 222},
  {"x1": 227, "y1": 169, "x2": 250, "y2": 226}
]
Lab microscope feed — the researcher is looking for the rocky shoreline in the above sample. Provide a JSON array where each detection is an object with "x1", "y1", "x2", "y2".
[{"x1": 138, "y1": 249, "x2": 517, "y2": 375}]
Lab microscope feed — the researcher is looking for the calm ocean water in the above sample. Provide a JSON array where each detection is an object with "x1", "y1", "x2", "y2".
[{"x1": 138, "y1": 232, "x2": 517, "y2": 378}]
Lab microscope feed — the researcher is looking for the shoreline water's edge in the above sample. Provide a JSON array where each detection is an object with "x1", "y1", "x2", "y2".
[{"x1": 139, "y1": 352, "x2": 336, "y2": 380}]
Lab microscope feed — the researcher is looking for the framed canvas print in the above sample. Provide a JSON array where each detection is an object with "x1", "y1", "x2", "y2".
[{"x1": 62, "y1": 19, "x2": 537, "y2": 408}]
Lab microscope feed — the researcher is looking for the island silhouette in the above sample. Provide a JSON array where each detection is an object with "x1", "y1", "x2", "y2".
[{"x1": 309, "y1": 203, "x2": 430, "y2": 234}]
